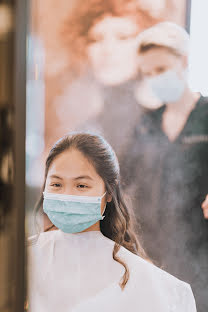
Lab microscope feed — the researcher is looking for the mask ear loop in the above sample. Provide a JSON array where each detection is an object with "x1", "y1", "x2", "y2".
[
  {"x1": 101, "y1": 191, "x2": 107, "y2": 219},
  {"x1": 101, "y1": 191, "x2": 107, "y2": 198}
]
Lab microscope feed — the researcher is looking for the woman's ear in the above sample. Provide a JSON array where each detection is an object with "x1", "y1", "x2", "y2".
[{"x1": 107, "y1": 194, "x2": 112, "y2": 202}]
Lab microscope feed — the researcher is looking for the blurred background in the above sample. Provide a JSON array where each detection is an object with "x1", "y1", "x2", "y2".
[
  {"x1": 1, "y1": 0, "x2": 208, "y2": 311},
  {"x1": 26, "y1": 0, "x2": 188, "y2": 230}
]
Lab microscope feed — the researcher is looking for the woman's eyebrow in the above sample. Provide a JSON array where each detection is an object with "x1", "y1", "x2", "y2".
[
  {"x1": 48, "y1": 174, "x2": 63, "y2": 180},
  {"x1": 74, "y1": 175, "x2": 93, "y2": 181}
]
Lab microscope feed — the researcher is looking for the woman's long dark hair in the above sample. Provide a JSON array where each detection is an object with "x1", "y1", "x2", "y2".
[{"x1": 31, "y1": 132, "x2": 148, "y2": 289}]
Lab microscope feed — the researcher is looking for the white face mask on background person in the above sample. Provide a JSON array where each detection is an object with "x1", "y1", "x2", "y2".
[
  {"x1": 134, "y1": 79, "x2": 164, "y2": 109},
  {"x1": 147, "y1": 70, "x2": 186, "y2": 103}
]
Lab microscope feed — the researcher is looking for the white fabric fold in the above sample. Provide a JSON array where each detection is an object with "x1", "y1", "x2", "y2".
[{"x1": 27, "y1": 229, "x2": 197, "y2": 312}]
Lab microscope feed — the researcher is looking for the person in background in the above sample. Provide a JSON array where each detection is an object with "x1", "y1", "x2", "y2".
[
  {"x1": 27, "y1": 132, "x2": 197, "y2": 312},
  {"x1": 120, "y1": 22, "x2": 208, "y2": 312}
]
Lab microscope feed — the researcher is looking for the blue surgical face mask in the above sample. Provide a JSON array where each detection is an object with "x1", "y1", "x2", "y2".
[
  {"x1": 147, "y1": 70, "x2": 186, "y2": 103},
  {"x1": 43, "y1": 191, "x2": 107, "y2": 233}
]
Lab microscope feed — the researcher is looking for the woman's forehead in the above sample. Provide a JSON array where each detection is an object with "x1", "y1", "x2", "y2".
[
  {"x1": 47, "y1": 149, "x2": 100, "y2": 180},
  {"x1": 89, "y1": 15, "x2": 138, "y2": 36}
]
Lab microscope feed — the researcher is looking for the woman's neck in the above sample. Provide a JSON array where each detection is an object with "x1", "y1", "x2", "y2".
[{"x1": 45, "y1": 222, "x2": 101, "y2": 233}]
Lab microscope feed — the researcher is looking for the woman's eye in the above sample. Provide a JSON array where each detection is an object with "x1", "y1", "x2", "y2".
[
  {"x1": 50, "y1": 183, "x2": 61, "y2": 188},
  {"x1": 77, "y1": 184, "x2": 88, "y2": 189},
  {"x1": 88, "y1": 35, "x2": 103, "y2": 43},
  {"x1": 118, "y1": 34, "x2": 129, "y2": 40},
  {"x1": 118, "y1": 32, "x2": 136, "y2": 40}
]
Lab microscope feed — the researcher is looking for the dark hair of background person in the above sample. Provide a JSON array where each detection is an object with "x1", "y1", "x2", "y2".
[
  {"x1": 138, "y1": 43, "x2": 183, "y2": 57},
  {"x1": 31, "y1": 132, "x2": 149, "y2": 290}
]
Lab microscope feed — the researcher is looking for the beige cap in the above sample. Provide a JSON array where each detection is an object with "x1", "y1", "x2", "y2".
[{"x1": 136, "y1": 22, "x2": 190, "y2": 56}]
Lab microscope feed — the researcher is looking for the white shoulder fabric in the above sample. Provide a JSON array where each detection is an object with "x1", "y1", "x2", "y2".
[{"x1": 27, "y1": 229, "x2": 197, "y2": 312}]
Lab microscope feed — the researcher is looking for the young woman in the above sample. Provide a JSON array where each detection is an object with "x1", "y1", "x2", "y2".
[{"x1": 27, "y1": 132, "x2": 197, "y2": 312}]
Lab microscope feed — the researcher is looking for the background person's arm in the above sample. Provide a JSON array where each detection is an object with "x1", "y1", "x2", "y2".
[{"x1": 201, "y1": 194, "x2": 208, "y2": 219}]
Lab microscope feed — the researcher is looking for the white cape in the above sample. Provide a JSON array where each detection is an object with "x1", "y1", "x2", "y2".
[{"x1": 27, "y1": 229, "x2": 197, "y2": 312}]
